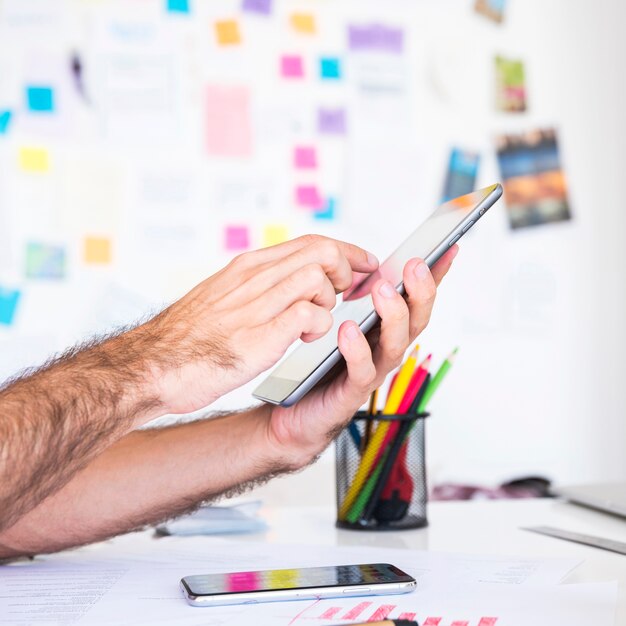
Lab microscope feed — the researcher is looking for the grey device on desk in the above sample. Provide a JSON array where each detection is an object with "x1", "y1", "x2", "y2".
[
  {"x1": 253, "y1": 183, "x2": 503, "y2": 407},
  {"x1": 552, "y1": 482, "x2": 626, "y2": 518}
]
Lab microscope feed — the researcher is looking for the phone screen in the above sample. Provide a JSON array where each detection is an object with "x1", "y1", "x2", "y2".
[
  {"x1": 253, "y1": 184, "x2": 502, "y2": 405},
  {"x1": 182, "y1": 563, "x2": 414, "y2": 597}
]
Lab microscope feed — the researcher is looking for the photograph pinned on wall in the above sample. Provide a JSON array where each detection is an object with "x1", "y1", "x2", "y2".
[
  {"x1": 475, "y1": 0, "x2": 506, "y2": 24},
  {"x1": 496, "y1": 128, "x2": 572, "y2": 230},
  {"x1": 495, "y1": 56, "x2": 526, "y2": 112},
  {"x1": 442, "y1": 148, "x2": 480, "y2": 203}
]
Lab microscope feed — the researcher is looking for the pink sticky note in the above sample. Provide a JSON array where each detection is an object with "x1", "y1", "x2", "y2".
[
  {"x1": 293, "y1": 146, "x2": 317, "y2": 169},
  {"x1": 224, "y1": 225, "x2": 250, "y2": 251},
  {"x1": 206, "y1": 85, "x2": 252, "y2": 157},
  {"x1": 281, "y1": 55, "x2": 304, "y2": 78},
  {"x1": 295, "y1": 185, "x2": 323, "y2": 209}
]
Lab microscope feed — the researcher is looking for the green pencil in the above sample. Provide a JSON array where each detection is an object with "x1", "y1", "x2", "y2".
[{"x1": 416, "y1": 347, "x2": 458, "y2": 413}]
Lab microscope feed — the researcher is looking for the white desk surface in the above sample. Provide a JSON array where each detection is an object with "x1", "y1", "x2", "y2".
[{"x1": 81, "y1": 498, "x2": 625, "y2": 624}]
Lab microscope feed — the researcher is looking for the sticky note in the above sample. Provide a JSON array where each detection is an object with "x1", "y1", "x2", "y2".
[
  {"x1": 262, "y1": 224, "x2": 289, "y2": 247},
  {"x1": 84, "y1": 236, "x2": 112, "y2": 264},
  {"x1": 206, "y1": 85, "x2": 252, "y2": 157},
  {"x1": 18, "y1": 147, "x2": 50, "y2": 173},
  {"x1": 320, "y1": 57, "x2": 341, "y2": 80},
  {"x1": 242, "y1": 0, "x2": 272, "y2": 15},
  {"x1": 26, "y1": 86, "x2": 54, "y2": 112},
  {"x1": 293, "y1": 146, "x2": 317, "y2": 169},
  {"x1": 290, "y1": 13, "x2": 316, "y2": 34},
  {"x1": 25, "y1": 242, "x2": 66, "y2": 280},
  {"x1": 0, "y1": 110, "x2": 12, "y2": 134},
  {"x1": 295, "y1": 185, "x2": 323, "y2": 209},
  {"x1": 317, "y1": 107, "x2": 346, "y2": 135},
  {"x1": 281, "y1": 55, "x2": 304, "y2": 79},
  {"x1": 0, "y1": 287, "x2": 21, "y2": 326},
  {"x1": 166, "y1": 0, "x2": 190, "y2": 13},
  {"x1": 224, "y1": 225, "x2": 250, "y2": 251},
  {"x1": 348, "y1": 24, "x2": 404, "y2": 54},
  {"x1": 215, "y1": 20, "x2": 241, "y2": 46},
  {"x1": 314, "y1": 197, "x2": 336, "y2": 220}
]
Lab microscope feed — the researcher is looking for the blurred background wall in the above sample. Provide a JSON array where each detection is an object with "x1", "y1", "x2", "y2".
[{"x1": 0, "y1": 0, "x2": 624, "y2": 489}]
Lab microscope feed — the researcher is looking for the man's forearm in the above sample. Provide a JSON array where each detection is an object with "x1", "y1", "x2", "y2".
[
  {"x1": 0, "y1": 404, "x2": 295, "y2": 557},
  {"x1": 0, "y1": 330, "x2": 164, "y2": 532}
]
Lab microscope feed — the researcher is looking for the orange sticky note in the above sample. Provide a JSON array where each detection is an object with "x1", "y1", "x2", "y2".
[
  {"x1": 18, "y1": 147, "x2": 49, "y2": 172},
  {"x1": 290, "y1": 13, "x2": 316, "y2": 34},
  {"x1": 262, "y1": 224, "x2": 289, "y2": 247},
  {"x1": 84, "y1": 236, "x2": 112, "y2": 264},
  {"x1": 215, "y1": 19, "x2": 241, "y2": 46}
]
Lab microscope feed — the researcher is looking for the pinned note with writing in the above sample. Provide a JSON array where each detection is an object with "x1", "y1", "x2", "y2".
[
  {"x1": 320, "y1": 56, "x2": 342, "y2": 80},
  {"x1": 25, "y1": 242, "x2": 66, "y2": 280},
  {"x1": 0, "y1": 110, "x2": 12, "y2": 134},
  {"x1": 18, "y1": 147, "x2": 50, "y2": 172},
  {"x1": 206, "y1": 85, "x2": 252, "y2": 158},
  {"x1": 348, "y1": 24, "x2": 404, "y2": 54},
  {"x1": 26, "y1": 86, "x2": 55, "y2": 112},
  {"x1": 242, "y1": 0, "x2": 272, "y2": 15},
  {"x1": 84, "y1": 236, "x2": 112, "y2": 265},
  {"x1": 215, "y1": 20, "x2": 241, "y2": 46},
  {"x1": 318, "y1": 107, "x2": 347, "y2": 135},
  {"x1": 281, "y1": 55, "x2": 304, "y2": 79},
  {"x1": 166, "y1": 0, "x2": 190, "y2": 13},
  {"x1": 295, "y1": 185, "x2": 323, "y2": 209},
  {"x1": 262, "y1": 224, "x2": 289, "y2": 247},
  {"x1": 290, "y1": 13, "x2": 316, "y2": 34},
  {"x1": 224, "y1": 225, "x2": 250, "y2": 251},
  {"x1": 0, "y1": 287, "x2": 21, "y2": 326},
  {"x1": 293, "y1": 146, "x2": 317, "y2": 169}
]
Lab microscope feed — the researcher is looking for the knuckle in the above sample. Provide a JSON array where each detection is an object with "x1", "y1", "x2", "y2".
[
  {"x1": 293, "y1": 301, "x2": 314, "y2": 324},
  {"x1": 298, "y1": 233, "x2": 322, "y2": 248},
  {"x1": 302, "y1": 263, "x2": 326, "y2": 287},
  {"x1": 230, "y1": 252, "x2": 250, "y2": 269},
  {"x1": 317, "y1": 239, "x2": 341, "y2": 265}
]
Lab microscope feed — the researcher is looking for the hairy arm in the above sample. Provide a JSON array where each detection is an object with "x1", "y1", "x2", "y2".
[
  {"x1": 0, "y1": 331, "x2": 164, "y2": 534},
  {"x1": 0, "y1": 235, "x2": 378, "y2": 534},
  {"x1": 0, "y1": 405, "x2": 293, "y2": 558}
]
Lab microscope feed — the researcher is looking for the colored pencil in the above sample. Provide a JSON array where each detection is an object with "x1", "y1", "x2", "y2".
[
  {"x1": 416, "y1": 347, "x2": 458, "y2": 413},
  {"x1": 338, "y1": 344, "x2": 419, "y2": 519}
]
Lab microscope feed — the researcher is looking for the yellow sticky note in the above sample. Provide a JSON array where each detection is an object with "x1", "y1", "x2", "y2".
[
  {"x1": 262, "y1": 224, "x2": 289, "y2": 247},
  {"x1": 215, "y1": 19, "x2": 241, "y2": 46},
  {"x1": 290, "y1": 13, "x2": 316, "y2": 34},
  {"x1": 18, "y1": 147, "x2": 49, "y2": 173},
  {"x1": 84, "y1": 236, "x2": 112, "y2": 264}
]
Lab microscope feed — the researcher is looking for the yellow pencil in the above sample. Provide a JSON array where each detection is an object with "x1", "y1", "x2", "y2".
[{"x1": 339, "y1": 344, "x2": 419, "y2": 519}]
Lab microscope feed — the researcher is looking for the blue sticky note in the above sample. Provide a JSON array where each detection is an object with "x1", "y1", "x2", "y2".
[
  {"x1": 166, "y1": 0, "x2": 190, "y2": 13},
  {"x1": 26, "y1": 86, "x2": 54, "y2": 113},
  {"x1": 314, "y1": 197, "x2": 336, "y2": 220},
  {"x1": 0, "y1": 110, "x2": 11, "y2": 134},
  {"x1": 320, "y1": 57, "x2": 341, "y2": 80},
  {"x1": 0, "y1": 288, "x2": 21, "y2": 325}
]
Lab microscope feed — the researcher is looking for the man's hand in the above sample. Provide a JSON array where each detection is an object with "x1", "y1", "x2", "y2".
[
  {"x1": 265, "y1": 246, "x2": 458, "y2": 468},
  {"x1": 142, "y1": 236, "x2": 378, "y2": 414}
]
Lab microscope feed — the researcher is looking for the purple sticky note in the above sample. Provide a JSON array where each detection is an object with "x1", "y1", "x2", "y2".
[
  {"x1": 224, "y1": 225, "x2": 250, "y2": 251},
  {"x1": 295, "y1": 185, "x2": 323, "y2": 209},
  {"x1": 242, "y1": 0, "x2": 272, "y2": 14},
  {"x1": 281, "y1": 55, "x2": 304, "y2": 78},
  {"x1": 294, "y1": 146, "x2": 317, "y2": 169},
  {"x1": 348, "y1": 24, "x2": 404, "y2": 53},
  {"x1": 317, "y1": 107, "x2": 347, "y2": 135}
]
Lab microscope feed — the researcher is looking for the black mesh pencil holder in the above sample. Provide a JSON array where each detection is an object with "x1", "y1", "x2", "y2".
[{"x1": 335, "y1": 411, "x2": 429, "y2": 531}]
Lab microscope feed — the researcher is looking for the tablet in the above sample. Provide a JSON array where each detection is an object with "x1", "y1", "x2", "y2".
[{"x1": 253, "y1": 183, "x2": 502, "y2": 406}]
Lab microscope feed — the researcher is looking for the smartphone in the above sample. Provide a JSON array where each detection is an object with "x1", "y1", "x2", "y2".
[
  {"x1": 180, "y1": 563, "x2": 416, "y2": 607},
  {"x1": 253, "y1": 183, "x2": 503, "y2": 407}
]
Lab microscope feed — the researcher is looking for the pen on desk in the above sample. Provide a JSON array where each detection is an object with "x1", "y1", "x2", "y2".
[{"x1": 343, "y1": 619, "x2": 419, "y2": 626}]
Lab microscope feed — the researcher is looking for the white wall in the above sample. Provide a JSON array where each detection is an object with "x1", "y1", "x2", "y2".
[{"x1": 0, "y1": 0, "x2": 624, "y2": 491}]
